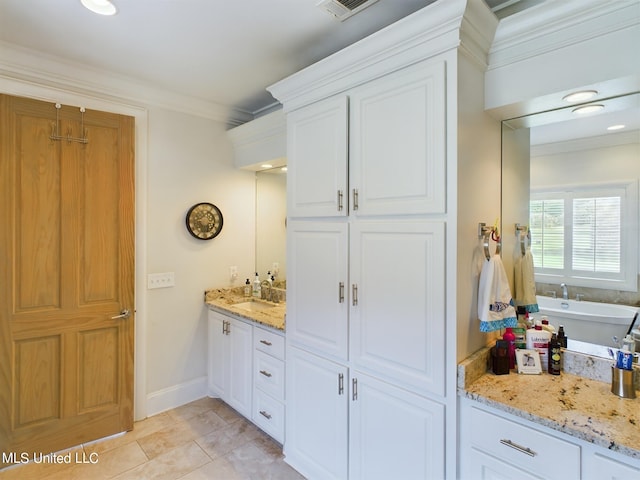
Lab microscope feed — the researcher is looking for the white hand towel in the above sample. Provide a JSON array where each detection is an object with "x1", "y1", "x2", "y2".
[
  {"x1": 478, "y1": 254, "x2": 517, "y2": 332},
  {"x1": 515, "y1": 247, "x2": 538, "y2": 313}
]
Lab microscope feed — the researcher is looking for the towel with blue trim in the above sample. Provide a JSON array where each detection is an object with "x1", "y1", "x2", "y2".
[{"x1": 478, "y1": 254, "x2": 517, "y2": 332}]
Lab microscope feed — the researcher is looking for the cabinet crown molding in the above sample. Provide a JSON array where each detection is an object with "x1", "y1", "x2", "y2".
[
  {"x1": 268, "y1": 0, "x2": 496, "y2": 111},
  {"x1": 488, "y1": 0, "x2": 640, "y2": 70}
]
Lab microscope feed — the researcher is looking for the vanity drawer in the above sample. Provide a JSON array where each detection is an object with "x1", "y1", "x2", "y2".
[
  {"x1": 252, "y1": 390, "x2": 284, "y2": 443},
  {"x1": 254, "y1": 327, "x2": 285, "y2": 360},
  {"x1": 254, "y1": 350, "x2": 285, "y2": 400},
  {"x1": 469, "y1": 406, "x2": 580, "y2": 480}
]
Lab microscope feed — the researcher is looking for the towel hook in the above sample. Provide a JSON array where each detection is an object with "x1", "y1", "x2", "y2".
[
  {"x1": 515, "y1": 223, "x2": 531, "y2": 256},
  {"x1": 478, "y1": 222, "x2": 500, "y2": 260}
]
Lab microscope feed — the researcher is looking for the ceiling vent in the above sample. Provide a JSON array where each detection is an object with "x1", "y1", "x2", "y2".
[{"x1": 317, "y1": 0, "x2": 380, "y2": 21}]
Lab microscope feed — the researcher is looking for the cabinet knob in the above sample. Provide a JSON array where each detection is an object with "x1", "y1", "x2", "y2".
[
  {"x1": 259, "y1": 339, "x2": 272, "y2": 346},
  {"x1": 260, "y1": 370, "x2": 272, "y2": 378},
  {"x1": 352, "y1": 284, "x2": 358, "y2": 306},
  {"x1": 339, "y1": 282, "x2": 345, "y2": 303},
  {"x1": 259, "y1": 410, "x2": 272, "y2": 420},
  {"x1": 353, "y1": 188, "x2": 359, "y2": 210},
  {"x1": 337, "y1": 190, "x2": 344, "y2": 211}
]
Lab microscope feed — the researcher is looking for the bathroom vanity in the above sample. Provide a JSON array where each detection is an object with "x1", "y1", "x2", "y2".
[
  {"x1": 458, "y1": 348, "x2": 640, "y2": 479},
  {"x1": 205, "y1": 289, "x2": 286, "y2": 442}
]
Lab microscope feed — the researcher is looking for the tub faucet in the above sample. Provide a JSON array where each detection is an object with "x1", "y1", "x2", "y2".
[{"x1": 560, "y1": 283, "x2": 568, "y2": 300}]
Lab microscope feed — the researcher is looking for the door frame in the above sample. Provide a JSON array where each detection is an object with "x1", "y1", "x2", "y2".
[{"x1": 0, "y1": 78, "x2": 150, "y2": 421}]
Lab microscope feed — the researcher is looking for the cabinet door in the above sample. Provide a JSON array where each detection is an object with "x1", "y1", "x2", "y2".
[
  {"x1": 349, "y1": 372, "x2": 445, "y2": 480},
  {"x1": 287, "y1": 95, "x2": 348, "y2": 217},
  {"x1": 284, "y1": 346, "x2": 348, "y2": 480},
  {"x1": 463, "y1": 449, "x2": 543, "y2": 480},
  {"x1": 350, "y1": 220, "x2": 445, "y2": 396},
  {"x1": 584, "y1": 452, "x2": 640, "y2": 480},
  {"x1": 287, "y1": 220, "x2": 349, "y2": 361},
  {"x1": 349, "y1": 60, "x2": 445, "y2": 216},
  {"x1": 226, "y1": 317, "x2": 253, "y2": 418},
  {"x1": 207, "y1": 310, "x2": 227, "y2": 397}
]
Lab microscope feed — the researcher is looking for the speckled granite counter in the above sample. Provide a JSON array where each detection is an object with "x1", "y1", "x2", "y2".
[
  {"x1": 204, "y1": 288, "x2": 285, "y2": 331},
  {"x1": 458, "y1": 347, "x2": 640, "y2": 460}
]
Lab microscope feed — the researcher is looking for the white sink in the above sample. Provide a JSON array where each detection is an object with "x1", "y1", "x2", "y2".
[{"x1": 233, "y1": 301, "x2": 276, "y2": 312}]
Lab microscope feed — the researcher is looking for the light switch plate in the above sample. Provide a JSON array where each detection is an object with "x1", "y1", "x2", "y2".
[{"x1": 148, "y1": 272, "x2": 175, "y2": 289}]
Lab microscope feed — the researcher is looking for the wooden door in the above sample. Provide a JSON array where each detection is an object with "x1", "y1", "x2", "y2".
[{"x1": 0, "y1": 94, "x2": 135, "y2": 460}]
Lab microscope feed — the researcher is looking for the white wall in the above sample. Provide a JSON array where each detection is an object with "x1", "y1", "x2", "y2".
[
  {"x1": 455, "y1": 50, "x2": 503, "y2": 362},
  {"x1": 145, "y1": 106, "x2": 256, "y2": 413}
]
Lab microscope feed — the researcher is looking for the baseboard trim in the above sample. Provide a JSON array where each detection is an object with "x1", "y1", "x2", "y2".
[{"x1": 145, "y1": 376, "x2": 208, "y2": 417}]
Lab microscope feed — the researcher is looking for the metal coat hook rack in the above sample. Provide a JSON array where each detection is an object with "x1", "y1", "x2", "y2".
[
  {"x1": 515, "y1": 223, "x2": 531, "y2": 256},
  {"x1": 50, "y1": 103, "x2": 89, "y2": 144},
  {"x1": 478, "y1": 222, "x2": 501, "y2": 260}
]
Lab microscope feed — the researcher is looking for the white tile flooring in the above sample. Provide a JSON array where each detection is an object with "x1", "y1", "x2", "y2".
[{"x1": 0, "y1": 397, "x2": 305, "y2": 480}]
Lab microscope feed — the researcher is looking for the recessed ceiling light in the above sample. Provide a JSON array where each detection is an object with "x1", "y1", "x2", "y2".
[
  {"x1": 563, "y1": 90, "x2": 598, "y2": 103},
  {"x1": 607, "y1": 124, "x2": 626, "y2": 131},
  {"x1": 281, "y1": 167, "x2": 288, "y2": 172},
  {"x1": 261, "y1": 164, "x2": 273, "y2": 169},
  {"x1": 81, "y1": 0, "x2": 117, "y2": 16},
  {"x1": 572, "y1": 104, "x2": 604, "y2": 115}
]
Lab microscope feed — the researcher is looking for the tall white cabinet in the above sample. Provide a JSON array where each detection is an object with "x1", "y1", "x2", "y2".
[{"x1": 269, "y1": 1, "x2": 499, "y2": 479}]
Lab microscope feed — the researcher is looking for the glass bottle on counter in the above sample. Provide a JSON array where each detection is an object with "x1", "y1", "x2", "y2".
[{"x1": 548, "y1": 333, "x2": 562, "y2": 375}]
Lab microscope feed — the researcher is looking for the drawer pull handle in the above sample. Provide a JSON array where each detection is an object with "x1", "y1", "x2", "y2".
[
  {"x1": 259, "y1": 340, "x2": 272, "y2": 346},
  {"x1": 260, "y1": 370, "x2": 272, "y2": 378},
  {"x1": 260, "y1": 410, "x2": 272, "y2": 420},
  {"x1": 500, "y1": 439, "x2": 537, "y2": 457}
]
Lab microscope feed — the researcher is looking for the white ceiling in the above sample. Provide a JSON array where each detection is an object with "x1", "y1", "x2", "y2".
[{"x1": 0, "y1": 0, "x2": 535, "y2": 118}]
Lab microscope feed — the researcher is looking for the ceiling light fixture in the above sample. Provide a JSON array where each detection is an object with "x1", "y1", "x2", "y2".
[
  {"x1": 261, "y1": 164, "x2": 273, "y2": 169},
  {"x1": 572, "y1": 104, "x2": 604, "y2": 115},
  {"x1": 563, "y1": 90, "x2": 598, "y2": 103},
  {"x1": 81, "y1": 0, "x2": 117, "y2": 16},
  {"x1": 607, "y1": 124, "x2": 626, "y2": 131}
]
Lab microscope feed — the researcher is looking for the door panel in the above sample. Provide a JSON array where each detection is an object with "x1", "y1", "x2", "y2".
[{"x1": 0, "y1": 94, "x2": 135, "y2": 461}]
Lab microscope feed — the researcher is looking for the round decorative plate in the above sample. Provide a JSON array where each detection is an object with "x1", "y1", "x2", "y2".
[{"x1": 185, "y1": 202, "x2": 223, "y2": 240}]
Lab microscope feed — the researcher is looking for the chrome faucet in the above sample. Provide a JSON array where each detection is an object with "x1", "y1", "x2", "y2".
[
  {"x1": 560, "y1": 283, "x2": 568, "y2": 300},
  {"x1": 261, "y1": 280, "x2": 278, "y2": 302}
]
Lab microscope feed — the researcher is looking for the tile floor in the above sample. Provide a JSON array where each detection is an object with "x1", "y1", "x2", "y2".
[{"x1": 0, "y1": 397, "x2": 305, "y2": 480}]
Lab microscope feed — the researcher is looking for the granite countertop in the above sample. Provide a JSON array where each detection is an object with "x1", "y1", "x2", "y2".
[
  {"x1": 204, "y1": 287, "x2": 285, "y2": 331},
  {"x1": 458, "y1": 347, "x2": 640, "y2": 460}
]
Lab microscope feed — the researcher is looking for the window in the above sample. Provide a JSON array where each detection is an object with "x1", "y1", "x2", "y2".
[{"x1": 530, "y1": 182, "x2": 638, "y2": 291}]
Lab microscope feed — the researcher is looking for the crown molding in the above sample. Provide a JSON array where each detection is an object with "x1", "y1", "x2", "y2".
[
  {"x1": 488, "y1": 0, "x2": 640, "y2": 70},
  {"x1": 268, "y1": 0, "x2": 471, "y2": 111},
  {"x1": 0, "y1": 40, "x2": 253, "y2": 126}
]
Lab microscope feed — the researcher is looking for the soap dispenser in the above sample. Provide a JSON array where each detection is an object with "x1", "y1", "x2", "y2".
[
  {"x1": 252, "y1": 272, "x2": 261, "y2": 298},
  {"x1": 244, "y1": 278, "x2": 251, "y2": 297}
]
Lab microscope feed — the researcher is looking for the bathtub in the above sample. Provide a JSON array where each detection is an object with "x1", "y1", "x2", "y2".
[{"x1": 536, "y1": 295, "x2": 639, "y2": 346}]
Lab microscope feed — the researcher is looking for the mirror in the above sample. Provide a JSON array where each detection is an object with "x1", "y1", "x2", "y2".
[
  {"x1": 255, "y1": 166, "x2": 287, "y2": 287},
  {"x1": 501, "y1": 91, "x2": 640, "y2": 353}
]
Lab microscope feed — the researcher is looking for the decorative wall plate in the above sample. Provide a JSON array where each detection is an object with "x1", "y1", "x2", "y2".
[{"x1": 186, "y1": 202, "x2": 223, "y2": 240}]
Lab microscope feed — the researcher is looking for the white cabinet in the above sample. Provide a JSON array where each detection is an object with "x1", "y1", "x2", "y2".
[
  {"x1": 287, "y1": 60, "x2": 445, "y2": 219},
  {"x1": 287, "y1": 96, "x2": 348, "y2": 217},
  {"x1": 460, "y1": 399, "x2": 640, "y2": 480},
  {"x1": 207, "y1": 310, "x2": 253, "y2": 418},
  {"x1": 252, "y1": 326, "x2": 286, "y2": 442},
  {"x1": 285, "y1": 347, "x2": 349, "y2": 480},
  {"x1": 348, "y1": 372, "x2": 445, "y2": 480},
  {"x1": 584, "y1": 452, "x2": 640, "y2": 480},
  {"x1": 349, "y1": 220, "x2": 445, "y2": 397},
  {"x1": 286, "y1": 220, "x2": 348, "y2": 361},
  {"x1": 348, "y1": 60, "x2": 445, "y2": 216},
  {"x1": 285, "y1": 347, "x2": 445, "y2": 480},
  {"x1": 284, "y1": 57, "x2": 448, "y2": 480}
]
